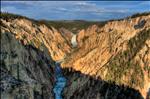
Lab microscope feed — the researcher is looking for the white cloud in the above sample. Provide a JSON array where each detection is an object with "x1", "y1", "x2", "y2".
[
  {"x1": 139, "y1": 1, "x2": 150, "y2": 5},
  {"x1": 1, "y1": 1, "x2": 149, "y2": 20}
]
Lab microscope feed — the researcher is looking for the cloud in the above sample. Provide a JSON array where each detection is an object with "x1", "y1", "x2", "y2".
[
  {"x1": 1, "y1": 1, "x2": 149, "y2": 20},
  {"x1": 1, "y1": 1, "x2": 129, "y2": 14},
  {"x1": 1, "y1": 1, "x2": 37, "y2": 6},
  {"x1": 139, "y1": 1, "x2": 150, "y2": 5}
]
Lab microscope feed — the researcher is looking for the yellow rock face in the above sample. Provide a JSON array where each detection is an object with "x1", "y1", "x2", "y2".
[
  {"x1": 62, "y1": 14, "x2": 150, "y2": 98},
  {"x1": 1, "y1": 18, "x2": 71, "y2": 61}
]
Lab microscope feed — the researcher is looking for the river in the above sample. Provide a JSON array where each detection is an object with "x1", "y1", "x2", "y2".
[{"x1": 53, "y1": 62, "x2": 67, "y2": 99}]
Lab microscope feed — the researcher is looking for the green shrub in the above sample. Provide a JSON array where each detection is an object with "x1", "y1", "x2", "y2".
[
  {"x1": 38, "y1": 60, "x2": 43, "y2": 66},
  {"x1": 105, "y1": 29, "x2": 150, "y2": 87}
]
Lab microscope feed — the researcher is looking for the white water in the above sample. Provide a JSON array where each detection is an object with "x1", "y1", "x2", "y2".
[{"x1": 71, "y1": 34, "x2": 77, "y2": 47}]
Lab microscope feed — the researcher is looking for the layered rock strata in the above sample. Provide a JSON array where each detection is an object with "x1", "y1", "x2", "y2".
[{"x1": 62, "y1": 14, "x2": 150, "y2": 98}]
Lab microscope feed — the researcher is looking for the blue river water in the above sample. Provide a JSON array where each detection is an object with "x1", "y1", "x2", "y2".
[{"x1": 53, "y1": 62, "x2": 67, "y2": 99}]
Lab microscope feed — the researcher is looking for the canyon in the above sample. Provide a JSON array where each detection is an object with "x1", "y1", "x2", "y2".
[{"x1": 0, "y1": 12, "x2": 150, "y2": 99}]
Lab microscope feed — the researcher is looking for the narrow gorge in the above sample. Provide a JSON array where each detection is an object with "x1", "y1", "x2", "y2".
[
  {"x1": 53, "y1": 62, "x2": 67, "y2": 99},
  {"x1": 1, "y1": 12, "x2": 150, "y2": 99}
]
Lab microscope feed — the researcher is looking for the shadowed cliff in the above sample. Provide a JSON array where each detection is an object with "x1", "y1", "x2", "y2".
[
  {"x1": 0, "y1": 32, "x2": 55, "y2": 99},
  {"x1": 62, "y1": 68, "x2": 144, "y2": 99}
]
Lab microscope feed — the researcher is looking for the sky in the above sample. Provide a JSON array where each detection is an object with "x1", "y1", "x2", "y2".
[{"x1": 1, "y1": 1, "x2": 150, "y2": 21}]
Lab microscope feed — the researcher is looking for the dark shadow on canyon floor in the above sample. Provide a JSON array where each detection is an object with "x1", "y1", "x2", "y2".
[{"x1": 62, "y1": 68, "x2": 144, "y2": 99}]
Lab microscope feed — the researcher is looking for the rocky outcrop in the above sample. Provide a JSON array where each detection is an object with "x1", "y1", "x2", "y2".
[
  {"x1": 59, "y1": 27, "x2": 73, "y2": 46},
  {"x1": 62, "y1": 14, "x2": 150, "y2": 98},
  {"x1": 1, "y1": 17, "x2": 71, "y2": 61},
  {"x1": 0, "y1": 32, "x2": 55, "y2": 99}
]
